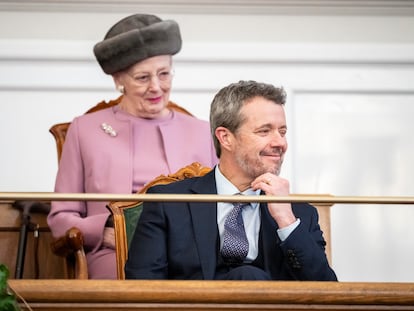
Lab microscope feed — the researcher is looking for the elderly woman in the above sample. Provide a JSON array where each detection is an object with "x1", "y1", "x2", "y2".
[{"x1": 47, "y1": 14, "x2": 218, "y2": 279}]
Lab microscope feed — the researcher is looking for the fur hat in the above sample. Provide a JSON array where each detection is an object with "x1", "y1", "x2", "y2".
[{"x1": 94, "y1": 14, "x2": 182, "y2": 75}]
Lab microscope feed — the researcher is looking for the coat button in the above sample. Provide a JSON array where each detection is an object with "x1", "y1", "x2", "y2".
[{"x1": 286, "y1": 249, "x2": 302, "y2": 270}]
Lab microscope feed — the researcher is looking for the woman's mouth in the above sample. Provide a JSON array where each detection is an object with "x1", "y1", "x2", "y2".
[{"x1": 148, "y1": 96, "x2": 162, "y2": 104}]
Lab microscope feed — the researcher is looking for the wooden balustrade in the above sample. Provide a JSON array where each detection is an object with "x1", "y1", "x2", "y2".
[
  {"x1": 1, "y1": 192, "x2": 414, "y2": 204},
  {"x1": 1, "y1": 192, "x2": 413, "y2": 280},
  {"x1": 3, "y1": 192, "x2": 414, "y2": 311},
  {"x1": 8, "y1": 279, "x2": 414, "y2": 310}
]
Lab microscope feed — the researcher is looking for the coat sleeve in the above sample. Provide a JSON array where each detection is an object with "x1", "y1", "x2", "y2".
[
  {"x1": 47, "y1": 117, "x2": 107, "y2": 250},
  {"x1": 278, "y1": 204, "x2": 337, "y2": 281},
  {"x1": 125, "y1": 190, "x2": 169, "y2": 279}
]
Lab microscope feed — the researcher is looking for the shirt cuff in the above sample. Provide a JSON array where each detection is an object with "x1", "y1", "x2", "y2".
[{"x1": 277, "y1": 218, "x2": 301, "y2": 241}]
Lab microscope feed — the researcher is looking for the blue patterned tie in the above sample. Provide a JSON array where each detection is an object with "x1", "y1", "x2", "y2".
[{"x1": 221, "y1": 202, "x2": 250, "y2": 263}]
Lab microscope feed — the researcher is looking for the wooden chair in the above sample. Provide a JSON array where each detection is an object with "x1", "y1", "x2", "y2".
[
  {"x1": 107, "y1": 162, "x2": 212, "y2": 279},
  {"x1": 49, "y1": 95, "x2": 194, "y2": 279},
  {"x1": 107, "y1": 163, "x2": 334, "y2": 280}
]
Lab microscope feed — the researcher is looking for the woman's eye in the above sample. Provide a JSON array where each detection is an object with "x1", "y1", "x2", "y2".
[
  {"x1": 158, "y1": 71, "x2": 171, "y2": 80},
  {"x1": 135, "y1": 75, "x2": 149, "y2": 82}
]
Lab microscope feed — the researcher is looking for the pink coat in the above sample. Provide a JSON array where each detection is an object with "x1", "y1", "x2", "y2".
[{"x1": 47, "y1": 105, "x2": 218, "y2": 278}]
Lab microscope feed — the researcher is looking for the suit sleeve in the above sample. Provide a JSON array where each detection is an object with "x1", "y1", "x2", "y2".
[
  {"x1": 125, "y1": 187, "x2": 169, "y2": 279},
  {"x1": 279, "y1": 204, "x2": 337, "y2": 281}
]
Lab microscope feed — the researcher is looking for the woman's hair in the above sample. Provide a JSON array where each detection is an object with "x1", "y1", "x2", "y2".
[{"x1": 210, "y1": 80, "x2": 286, "y2": 158}]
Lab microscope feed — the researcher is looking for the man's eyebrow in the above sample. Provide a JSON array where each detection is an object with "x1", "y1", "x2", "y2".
[
  {"x1": 257, "y1": 123, "x2": 272, "y2": 128},
  {"x1": 256, "y1": 123, "x2": 287, "y2": 129}
]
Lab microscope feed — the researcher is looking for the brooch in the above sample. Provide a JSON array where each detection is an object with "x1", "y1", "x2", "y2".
[{"x1": 101, "y1": 123, "x2": 117, "y2": 137}]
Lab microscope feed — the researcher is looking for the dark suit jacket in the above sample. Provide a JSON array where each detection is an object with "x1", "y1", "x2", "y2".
[{"x1": 125, "y1": 169, "x2": 337, "y2": 281}]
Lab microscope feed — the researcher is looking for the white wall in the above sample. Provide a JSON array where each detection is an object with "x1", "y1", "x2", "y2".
[{"x1": 1, "y1": 1, "x2": 414, "y2": 282}]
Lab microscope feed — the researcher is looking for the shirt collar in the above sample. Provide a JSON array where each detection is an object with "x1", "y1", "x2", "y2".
[{"x1": 214, "y1": 165, "x2": 261, "y2": 197}]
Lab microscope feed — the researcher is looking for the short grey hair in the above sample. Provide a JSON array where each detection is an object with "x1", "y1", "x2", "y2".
[{"x1": 209, "y1": 80, "x2": 286, "y2": 158}]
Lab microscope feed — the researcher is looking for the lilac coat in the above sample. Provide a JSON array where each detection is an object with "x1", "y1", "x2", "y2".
[{"x1": 47, "y1": 105, "x2": 218, "y2": 279}]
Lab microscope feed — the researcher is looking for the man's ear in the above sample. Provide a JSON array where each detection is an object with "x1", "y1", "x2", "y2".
[{"x1": 215, "y1": 126, "x2": 233, "y2": 152}]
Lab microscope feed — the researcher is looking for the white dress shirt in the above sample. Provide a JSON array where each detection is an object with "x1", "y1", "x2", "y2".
[{"x1": 215, "y1": 166, "x2": 300, "y2": 262}]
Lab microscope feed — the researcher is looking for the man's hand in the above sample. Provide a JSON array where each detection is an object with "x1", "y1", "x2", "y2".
[{"x1": 251, "y1": 173, "x2": 296, "y2": 228}]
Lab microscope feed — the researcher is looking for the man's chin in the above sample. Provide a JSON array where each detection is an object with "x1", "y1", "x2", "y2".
[{"x1": 265, "y1": 163, "x2": 282, "y2": 176}]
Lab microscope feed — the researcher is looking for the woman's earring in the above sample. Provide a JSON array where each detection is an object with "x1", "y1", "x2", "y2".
[{"x1": 117, "y1": 85, "x2": 125, "y2": 94}]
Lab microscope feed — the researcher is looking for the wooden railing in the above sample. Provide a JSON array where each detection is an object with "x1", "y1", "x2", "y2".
[
  {"x1": 1, "y1": 192, "x2": 414, "y2": 204},
  {"x1": 8, "y1": 279, "x2": 414, "y2": 310},
  {"x1": 2, "y1": 192, "x2": 413, "y2": 278},
  {"x1": 3, "y1": 192, "x2": 414, "y2": 310}
]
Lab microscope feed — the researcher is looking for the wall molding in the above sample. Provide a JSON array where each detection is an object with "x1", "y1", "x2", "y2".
[
  {"x1": 1, "y1": 39, "x2": 414, "y2": 63},
  {"x1": 0, "y1": 0, "x2": 414, "y2": 15},
  {"x1": 2, "y1": 39, "x2": 414, "y2": 94}
]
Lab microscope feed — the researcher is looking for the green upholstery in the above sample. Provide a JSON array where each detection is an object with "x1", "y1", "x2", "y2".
[{"x1": 123, "y1": 203, "x2": 143, "y2": 249}]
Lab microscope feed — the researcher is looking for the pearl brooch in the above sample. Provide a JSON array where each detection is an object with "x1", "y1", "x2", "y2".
[{"x1": 101, "y1": 123, "x2": 117, "y2": 137}]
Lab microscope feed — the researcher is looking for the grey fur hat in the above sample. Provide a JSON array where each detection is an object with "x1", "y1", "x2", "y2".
[{"x1": 94, "y1": 14, "x2": 182, "y2": 74}]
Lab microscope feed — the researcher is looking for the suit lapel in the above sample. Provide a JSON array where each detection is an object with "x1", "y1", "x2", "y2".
[
  {"x1": 259, "y1": 200, "x2": 281, "y2": 276},
  {"x1": 188, "y1": 170, "x2": 218, "y2": 280}
]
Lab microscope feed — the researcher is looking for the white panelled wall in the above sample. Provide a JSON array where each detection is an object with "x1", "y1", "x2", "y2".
[{"x1": 1, "y1": 1, "x2": 414, "y2": 282}]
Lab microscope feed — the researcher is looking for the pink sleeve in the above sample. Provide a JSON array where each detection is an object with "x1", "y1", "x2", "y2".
[{"x1": 47, "y1": 117, "x2": 107, "y2": 250}]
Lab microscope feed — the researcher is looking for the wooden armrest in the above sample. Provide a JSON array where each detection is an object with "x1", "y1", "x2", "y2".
[
  {"x1": 51, "y1": 227, "x2": 84, "y2": 257},
  {"x1": 50, "y1": 227, "x2": 88, "y2": 279}
]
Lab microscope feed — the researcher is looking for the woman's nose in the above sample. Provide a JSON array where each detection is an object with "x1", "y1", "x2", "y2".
[{"x1": 148, "y1": 76, "x2": 162, "y2": 90}]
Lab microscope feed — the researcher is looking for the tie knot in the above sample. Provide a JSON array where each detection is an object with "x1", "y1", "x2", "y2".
[
  {"x1": 232, "y1": 202, "x2": 249, "y2": 210},
  {"x1": 232, "y1": 193, "x2": 250, "y2": 209}
]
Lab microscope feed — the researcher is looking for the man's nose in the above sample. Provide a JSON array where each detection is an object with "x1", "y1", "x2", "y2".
[{"x1": 270, "y1": 132, "x2": 287, "y2": 148}]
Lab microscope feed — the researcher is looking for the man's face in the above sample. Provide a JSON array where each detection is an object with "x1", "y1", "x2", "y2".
[{"x1": 233, "y1": 97, "x2": 288, "y2": 179}]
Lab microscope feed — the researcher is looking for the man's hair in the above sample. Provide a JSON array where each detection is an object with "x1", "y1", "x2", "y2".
[{"x1": 210, "y1": 80, "x2": 286, "y2": 158}]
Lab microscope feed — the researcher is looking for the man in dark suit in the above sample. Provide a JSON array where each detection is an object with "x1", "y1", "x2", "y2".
[{"x1": 125, "y1": 80, "x2": 337, "y2": 281}]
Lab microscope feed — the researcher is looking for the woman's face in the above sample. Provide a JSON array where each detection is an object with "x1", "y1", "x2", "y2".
[{"x1": 115, "y1": 55, "x2": 174, "y2": 118}]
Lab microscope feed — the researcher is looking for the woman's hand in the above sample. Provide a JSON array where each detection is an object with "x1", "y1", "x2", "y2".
[{"x1": 103, "y1": 227, "x2": 116, "y2": 249}]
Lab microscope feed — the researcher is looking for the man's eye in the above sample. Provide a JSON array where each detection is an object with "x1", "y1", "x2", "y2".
[{"x1": 258, "y1": 129, "x2": 270, "y2": 134}]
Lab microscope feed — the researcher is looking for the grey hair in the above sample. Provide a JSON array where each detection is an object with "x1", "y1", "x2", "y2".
[{"x1": 209, "y1": 80, "x2": 286, "y2": 158}]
